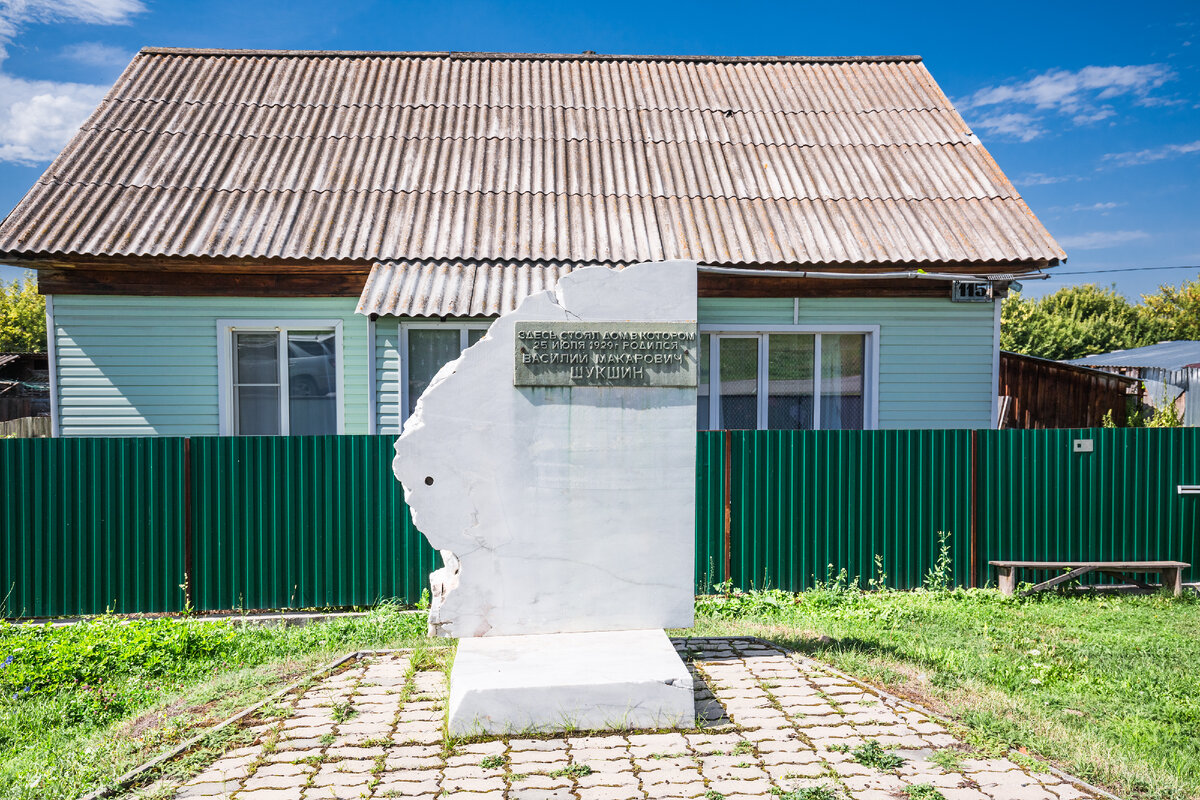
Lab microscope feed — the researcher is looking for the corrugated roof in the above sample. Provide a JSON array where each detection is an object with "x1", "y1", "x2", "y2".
[
  {"x1": 1067, "y1": 341, "x2": 1200, "y2": 371},
  {"x1": 0, "y1": 49, "x2": 1065, "y2": 268},
  {"x1": 358, "y1": 260, "x2": 586, "y2": 317}
]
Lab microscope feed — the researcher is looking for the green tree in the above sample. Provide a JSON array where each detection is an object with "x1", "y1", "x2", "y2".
[
  {"x1": 1000, "y1": 284, "x2": 1164, "y2": 361},
  {"x1": 0, "y1": 275, "x2": 46, "y2": 352},
  {"x1": 1140, "y1": 275, "x2": 1200, "y2": 341}
]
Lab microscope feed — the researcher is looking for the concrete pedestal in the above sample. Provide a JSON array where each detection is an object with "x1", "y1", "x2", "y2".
[{"x1": 447, "y1": 629, "x2": 695, "y2": 735}]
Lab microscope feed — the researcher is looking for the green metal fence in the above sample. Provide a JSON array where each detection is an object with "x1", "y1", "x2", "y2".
[
  {"x1": 695, "y1": 429, "x2": 973, "y2": 592},
  {"x1": 0, "y1": 437, "x2": 187, "y2": 617},
  {"x1": 1, "y1": 429, "x2": 1197, "y2": 617},
  {"x1": 189, "y1": 436, "x2": 438, "y2": 612},
  {"x1": 977, "y1": 428, "x2": 1200, "y2": 587}
]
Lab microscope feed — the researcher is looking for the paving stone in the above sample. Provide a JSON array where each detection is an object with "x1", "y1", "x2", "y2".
[{"x1": 156, "y1": 639, "x2": 1106, "y2": 800}]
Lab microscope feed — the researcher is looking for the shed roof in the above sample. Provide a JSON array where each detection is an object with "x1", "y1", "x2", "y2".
[
  {"x1": 1066, "y1": 341, "x2": 1200, "y2": 371},
  {"x1": 0, "y1": 49, "x2": 1064, "y2": 269}
]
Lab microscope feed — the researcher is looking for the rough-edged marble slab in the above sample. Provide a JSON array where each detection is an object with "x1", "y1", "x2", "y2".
[
  {"x1": 447, "y1": 629, "x2": 695, "y2": 735},
  {"x1": 393, "y1": 261, "x2": 698, "y2": 638}
]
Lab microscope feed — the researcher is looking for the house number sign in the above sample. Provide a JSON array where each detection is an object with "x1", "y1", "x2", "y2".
[{"x1": 514, "y1": 321, "x2": 698, "y2": 388}]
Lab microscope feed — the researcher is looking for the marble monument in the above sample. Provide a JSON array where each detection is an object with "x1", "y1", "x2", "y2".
[{"x1": 393, "y1": 260, "x2": 698, "y2": 734}]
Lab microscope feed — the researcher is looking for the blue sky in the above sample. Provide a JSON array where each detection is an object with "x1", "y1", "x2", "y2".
[{"x1": 0, "y1": 0, "x2": 1197, "y2": 300}]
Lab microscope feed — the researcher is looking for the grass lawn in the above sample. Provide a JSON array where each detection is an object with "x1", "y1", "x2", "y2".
[
  {"x1": 2, "y1": 589, "x2": 1196, "y2": 800},
  {"x1": 685, "y1": 584, "x2": 1200, "y2": 800},
  {"x1": 0, "y1": 605, "x2": 431, "y2": 800}
]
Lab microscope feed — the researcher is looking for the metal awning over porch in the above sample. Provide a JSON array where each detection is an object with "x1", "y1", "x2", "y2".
[{"x1": 355, "y1": 260, "x2": 598, "y2": 317}]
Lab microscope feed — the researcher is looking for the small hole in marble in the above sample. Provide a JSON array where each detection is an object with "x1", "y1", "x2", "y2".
[{"x1": 424, "y1": 476, "x2": 434, "y2": 486}]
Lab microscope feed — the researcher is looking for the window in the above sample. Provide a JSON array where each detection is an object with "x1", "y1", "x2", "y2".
[
  {"x1": 698, "y1": 330, "x2": 875, "y2": 430},
  {"x1": 402, "y1": 323, "x2": 489, "y2": 420},
  {"x1": 220, "y1": 321, "x2": 344, "y2": 435}
]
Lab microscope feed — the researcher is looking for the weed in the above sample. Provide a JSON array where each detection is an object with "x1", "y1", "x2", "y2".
[
  {"x1": 548, "y1": 763, "x2": 593, "y2": 778},
  {"x1": 319, "y1": 733, "x2": 336, "y2": 746},
  {"x1": 923, "y1": 531, "x2": 954, "y2": 592},
  {"x1": 776, "y1": 787, "x2": 838, "y2": 800},
  {"x1": 730, "y1": 739, "x2": 755, "y2": 756},
  {"x1": 479, "y1": 754, "x2": 505, "y2": 770},
  {"x1": 826, "y1": 743, "x2": 850, "y2": 753},
  {"x1": 904, "y1": 785, "x2": 946, "y2": 800},
  {"x1": 330, "y1": 700, "x2": 356, "y2": 723},
  {"x1": 704, "y1": 791, "x2": 725, "y2": 800},
  {"x1": 851, "y1": 739, "x2": 905, "y2": 771},
  {"x1": 928, "y1": 749, "x2": 962, "y2": 771}
]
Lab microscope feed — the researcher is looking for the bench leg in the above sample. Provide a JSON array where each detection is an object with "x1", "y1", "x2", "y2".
[
  {"x1": 1164, "y1": 567, "x2": 1183, "y2": 597},
  {"x1": 998, "y1": 566, "x2": 1016, "y2": 596}
]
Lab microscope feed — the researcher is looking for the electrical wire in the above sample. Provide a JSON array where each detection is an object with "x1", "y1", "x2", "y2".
[{"x1": 1047, "y1": 264, "x2": 1200, "y2": 277}]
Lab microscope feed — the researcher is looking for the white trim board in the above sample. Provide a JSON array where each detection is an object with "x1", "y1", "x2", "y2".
[{"x1": 216, "y1": 318, "x2": 346, "y2": 436}]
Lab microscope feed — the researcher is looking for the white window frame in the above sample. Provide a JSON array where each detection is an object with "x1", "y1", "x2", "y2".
[
  {"x1": 399, "y1": 319, "x2": 491, "y2": 422},
  {"x1": 698, "y1": 324, "x2": 880, "y2": 430},
  {"x1": 217, "y1": 319, "x2": 346, "y2": 435}
]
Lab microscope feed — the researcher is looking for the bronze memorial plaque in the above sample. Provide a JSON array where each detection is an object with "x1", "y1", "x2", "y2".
[{"x1": 513, "y1": 321, "x2": 698, "y2": 388}]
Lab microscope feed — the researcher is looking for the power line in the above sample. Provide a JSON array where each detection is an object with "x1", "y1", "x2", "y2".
[{"x1": 1047, "y1": 264, "x2": 1200, "y2": 277}]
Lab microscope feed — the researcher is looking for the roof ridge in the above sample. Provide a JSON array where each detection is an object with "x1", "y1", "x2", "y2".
[
  {"x1": 28, "y1": 180, "x2": 1019, "y2": 203},
  {"x1": 137, "y1": 48, "x2": 923, "y2": 64}
]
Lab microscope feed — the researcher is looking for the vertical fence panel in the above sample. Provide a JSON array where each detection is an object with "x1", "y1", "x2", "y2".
[
  {"x1": 978, "y1": 428, "x2": 1200, "y2": 586},
  {"x1": 0, "y1": 437, "x2": 187, "y2": 617},
  {"x1": 189, "y1": 435, "x2": 439, "y2": 611},
  {"x1": 694, "y1": 432, "x2": 726, "y2": 592},
  {"x1": 723, "y1": 429, "x2": 973, "y2": 591}
]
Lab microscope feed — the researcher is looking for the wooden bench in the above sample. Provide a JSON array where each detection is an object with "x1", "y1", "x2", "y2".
[{"x1": 989, "y1": 560, "x2": 1190, "y2": 597}]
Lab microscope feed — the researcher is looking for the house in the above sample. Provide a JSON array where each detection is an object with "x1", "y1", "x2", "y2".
[
  {"x1": 0, "y1": 49, "x2": 1064, "y2": 437},
  {"x1": 1067, "y1": 341, "x2": 1200, "y2": 426}
]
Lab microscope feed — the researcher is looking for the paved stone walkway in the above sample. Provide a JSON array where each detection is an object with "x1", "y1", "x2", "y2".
[{"x1": 168, "y1": 638, "x2": 1106, "y2": 800}]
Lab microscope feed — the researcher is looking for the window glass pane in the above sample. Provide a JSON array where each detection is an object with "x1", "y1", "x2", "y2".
[
  {"x1": 719, "y1": 337, "x2": 759, "y2": 430},
  {"x1": 767, "y1": 334, "x2": 814, "y2": 430},
  {"x1": 234, "y1": 332, "x2": 280, "y2": 435},
  {"x1": 467, "y1": 328, "x2": 487, "y2": 346},
  {"x1": 697, "y1": 333, "x2": 710, "y2": 429},
  {"x1": 288, "y1": 331, "x2": 337, "y2": 435},
  {"x1": 237, "y1": 386, "x2": 280, "y2": 435},
  {"x1": 408, "y1": 329, "x2": 463, "y2": 418},
  {"x1": 820, "y1": 333, "x2": 865, "y2": 430},
  {"x1": 234, "y1": 332, "x2": 278, "y2": 385}
]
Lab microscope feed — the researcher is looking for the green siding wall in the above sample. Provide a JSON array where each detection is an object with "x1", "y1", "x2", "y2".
[
  {"x1": 52, "y1": 296, "x2": 371, "y2": 437},
  {"x1": 52, "y1": 294, "x2": 994, "y2": 436},
  {"x1": 698, "y1": 297, "x2": 996, "y2": 429},
  {"x1": 375, "y1": 318, "x2": 402, "y2": 435}
]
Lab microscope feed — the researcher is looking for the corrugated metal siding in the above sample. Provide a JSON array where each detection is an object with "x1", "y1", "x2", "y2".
[
  {"x1": 189, "y1": 435, "x2": 437, "y2": 610},
  {"x1": 0, "y1": 51, "x2": 1064, "y2": 268},
  {"x1": 695, "y1": 431, "x2": 726, "y2": 591},
  {"x1": 0, "y1": 437, "x2": 186, "y2": 617},
  {"x1": 51, "y1": 295, "x2": 370, "y2": 436},
  {"x1": 699, "y1": 296, "x2": 996, "y2": 429},
  {"x1": 717, "y1": 429, "x2": 972, "y2": 590},
  {"x1": 977, "y1": 428, "x2": 1200, "y2": 584}
]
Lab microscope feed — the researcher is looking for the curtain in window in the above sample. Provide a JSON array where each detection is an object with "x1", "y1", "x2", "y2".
[
  {"x1": 407, "y1": 329, "x2": 463, "y2": 418},
  {"x1": 820, "y1": 333, "x2": 865, "y2": 430}
]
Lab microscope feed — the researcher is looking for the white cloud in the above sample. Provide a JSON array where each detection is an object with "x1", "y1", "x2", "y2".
[
  {"x1": 0, "y1": 72, "x2": 106, "y2": 164},
  {"x1": 972, "y1": 111, "x2": 1045, "y2": 142},
  {"x1": 1017, "y1": 172, "x2": 1077, "y2": 186},
  {"x1": 961, "y1": 65, "x2": 1174, "y2": 113},
  {"x1": 1102, "y1": 139, "x2": 1200, "y2": 167},
  {"x1": 1058, "y1": 230, "x2": 1149, "y2": 250},
  {"x1": 1048, "y1": 201, "x2": 1123, "y2": 213},
  {"x1": 60, "y1": 41, "x2": 132, "y2": 68},
  {"x1": 0, "y1": 0, "x2": 145, "y2": 165},
  {"x1": 958, "y1": 64, "x2": 1175, "y2": 141}
]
